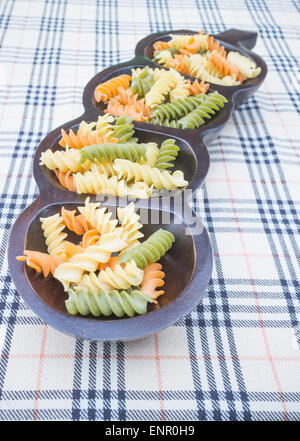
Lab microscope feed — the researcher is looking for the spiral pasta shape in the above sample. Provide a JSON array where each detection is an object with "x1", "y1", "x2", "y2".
[
  {"x1": 59, "y1": 125, "x2": 118, "y2": 149},
  {"x1": 112, "y1": 115, "x2": 136, "y2": 143},
  {"x1": 167, "y1": 54, "x2": 190, "y2": 75},
  {"x1": 16, "y1": 251, "x2": 66, "y2": 277},
  {"x1": 77, "y1": 259, "x2": 144, "y2": 295},
  {"x1": 54, "y1": 232, "x2": 128, "y2": 289},
  {"x1": 54, "y1": 158, "x2": 116, "y2": 191},
  {"x1": 153, "y1": 49, "x2": 174, "y2": 66},
  {"x1": 117, "y1": 202, "x2": 144, "y2": 248},
  {"x1": 130, "y1": 66, "x2": 154, "y2": 98},
  {"x1": 169, "y1": 75, "x2": 189, "y2": 102},
  {"x1": 114, "y1": 87, "x2": 140, "y2": 106},
  {"x1": 61, "y1": 207, "x2": 91, "y2": 235},
  {"x1": 144, "y1": 142, "x2": 159, "y2": 167},
  {"x1": 187, "y1": 79, "x2": 209, "y2": 95},
  {"x1": 227, "y1": 51, "x2": 261, "y2": 78},
  {"x1": 118, "y1": 228, "x2": 175, "y2": 268},
  {"x1": 79, "y1": 142, "x2": 147, "y2": 164},
  {"x1": 145, "y1": 69, "x2": 180, "y2": 107},
  {"x1": 40, "y1": 214, "x2": 67, "y2": 256},
  {"x1": 153, "y1": 41, "x2": 171, "y2": 51},
  {"x1": 57, "y1": 241, "x2": 83, "y2": 259},
  {"x1": 207, "y1": 34, "x2": 226, "y2": 57},
  {"x1": 209, "y1": 51, "x2": 242, "y2": 80},
  {"x1": 149, "y1": 119, "x2": 179, "y2": 128},
  {"x1": 168, "y1": 31, "x2": 226, "y2": 57},
  {"x1": 187, "y1": 54, "x2": 240, "y2": 85},
  {"x1": 54, "y1": 170, "x2": 77, "y2": 192},
  {"x1": 65, "y1": 286, "x2": 153, "y2": 317},
  {"x1": 186, "y1": 54, "x2": 222, "y2": 78},
  {"x1": 113, "y1": 159, "x2": 188, "y2": 190},
  {"x1": 81, "y1": 229, "x2": 101, "y2": 248},
  {"x1": 177, "y1": 91, "x2": 227, "y2": 129},
  {"x1": 40, "y1": 148, "x2": 91, "y2": 173},
  {"x1": 141, "y1": 262, "x2": 165, "y2": 299},
  {"x1": 72, "y1": 165, "x2": 152, "y2": 198},
  {"x1": 105, "y1": 100, "x2": 150, "y2": 122},
  {"x1": 78, "y1": 198, "x2": 118, "y2": 235},
  {"x1": 168, "y1": 34, "x2": 195, "y2": 50},
  {"x1": 94, "y1": 74, "x2": 132, "y2": 102},
  {"x1": 154, "y1": 139, "x2": 179, "y2": 170},
  {"x1": 94, "y1": 114, "x2": 115, "y2": 138},
  {"x1": 133, "y1": 67, "x2": 163, "y2": 83},
  {"x1": 150, "y1": 94, "x2": 206, "y2": 122}
]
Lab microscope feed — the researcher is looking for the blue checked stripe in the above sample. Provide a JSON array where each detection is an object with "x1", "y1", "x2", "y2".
[{"x1": 0, "y1": 0, "x2": 299, "y2": 422}]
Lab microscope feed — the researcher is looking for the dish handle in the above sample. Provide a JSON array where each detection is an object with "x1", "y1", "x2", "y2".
[{"x1": 214, "y1": 28, "x2": 258, "y2": 50}]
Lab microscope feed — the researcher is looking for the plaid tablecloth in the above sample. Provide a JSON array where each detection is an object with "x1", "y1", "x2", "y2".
[{"x1": 1, "y1": 0, "x2": 300, "y2": 421}]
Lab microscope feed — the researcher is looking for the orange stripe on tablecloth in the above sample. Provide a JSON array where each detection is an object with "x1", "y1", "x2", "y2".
[
  {"x1": 33, "y1": 325, "x2": 48, "y2": 421},
  {"x1": 218, "y1": 137, "x2": 289, "y2": 421}
]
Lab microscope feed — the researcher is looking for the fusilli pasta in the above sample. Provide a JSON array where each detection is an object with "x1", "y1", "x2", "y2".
[
  {"x1": 118, "y1": 228, "x2": 175, "y2": 268},
  {"x1": 40, "y1": 214, "x2": 67, "y2": 256},
  {"x1": 113, "y1": 159, "x2": 188, "y2": 190},
  {"x1": 65, "y1": 287, "x2": 153, "y2": 317}
]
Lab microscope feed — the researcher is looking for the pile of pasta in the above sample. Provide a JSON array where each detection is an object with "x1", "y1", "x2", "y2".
[
  {"x1": 40, "y1": 114, "x2": 188, "y2": 198},
  {"x1": 17, "y1": 199, "x2": 175, "y2": 318},
  {"x1": 94, "y1": 68, "x2": 227, "y2": 128},
  {"x1": 152, "y1": 30, "x2": 261, "y2": 86}
]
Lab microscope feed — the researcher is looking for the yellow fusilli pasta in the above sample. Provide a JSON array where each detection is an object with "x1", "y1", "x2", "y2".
[
  {"x1": 40, "y1": 148, "x2": 91, "y2": 173},
  {"x1": 94, "y1": 114, "x2": 115, "y2": 138},
  {"x1": 227, "y1": 51, "x2": 261, "y2": 78},
  {"x1": 113, "y1": 159, "x2": 188, "y2": 190},
  {"x1": 78, "y1": 260, "x2": 144, "y2": 293},
  {"x1": 40, "y1": 214, "x2": 67, "y2": 256},
  {"x1": 186, "y1": 54, "x2": 240, "y2": 85},
  {"x1": 145, "y1": 69, "x2": 180, "y2": 107},
  {"x1": 72, "y1": 164, "x2": 153, "y2": 198},
  {"x1": 78, "y1": 198, "x2": 118, "y2": 235},
  {"x1": 117, "y1": 202, "x2": 144, "y2": 248},
  {"x1": 53, "y1": 232, "x2": 128, "y2": 289}
]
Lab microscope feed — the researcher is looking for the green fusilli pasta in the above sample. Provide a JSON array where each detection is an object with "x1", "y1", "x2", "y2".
[
  {"x1": 150, "y1": 94, "x2": 206, "y2": 123},
  {"x1": 177, "y1": 91, "x2": 228, "y2": 129},
  {"x1": 118, "y1": 228, "x2": 175, "y2": 268},
  {"x1": 150, "y1": 119, "x2": 179, "y2": 128},
  {"x1": 113, "y1": 116, "x2": 137, "y2": 143},
  {"x1": 131, "y1": 67, "x2": 154, "y2": 98},
  {"x1": 66, "y1": 286, "x2": 153, "y2": 317},
  {"x1": 79, "y1": 142, "x2": 147, "y2": 163},
  {"x1": 154, "y1": 139, "x2": 179, "y2": 170}
]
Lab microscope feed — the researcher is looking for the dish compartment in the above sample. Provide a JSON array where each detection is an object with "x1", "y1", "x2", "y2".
[{"x1": 8, "y1": 198, "x2": 212, "y2": 340}]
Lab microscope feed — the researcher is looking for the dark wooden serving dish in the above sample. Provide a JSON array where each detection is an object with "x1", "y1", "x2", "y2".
[{"x1": 7, "y1": 28, "x2": 267, "y2": 340}]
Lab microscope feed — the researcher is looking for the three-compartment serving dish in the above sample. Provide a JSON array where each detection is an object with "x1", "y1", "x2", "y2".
[{"x1": 7, "y1": 29, "x2": 267, "y2": 341}]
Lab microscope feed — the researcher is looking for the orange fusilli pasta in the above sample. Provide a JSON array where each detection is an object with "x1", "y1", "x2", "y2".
[
  {"x1": 141, "y1": 263, "x2": 165, "y2": 299},
  {"x1": 210, "y1": 52, "x2": 243, "y2": 79},
  {"x1": 61, "y1": 207, "x2": 91, "y2": 235},
  {"x1": 54, "y1": 170, "x2": 77, "y2": 192},
  {"x1": 94, "y1": 74, "x2": 132, "y2": 102},
  {"x1": 17, "y1": 251, "x2": 66, "y2": 277},
  {"x1": 187, "y1": 79, "x2": 209, "y2": 95},
  {"x1": 59, "y1": 127, "x2": 117, "y2": 149},
  {"x1": 153, "y1": 41, "x2": 170, "y2": 51}
]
